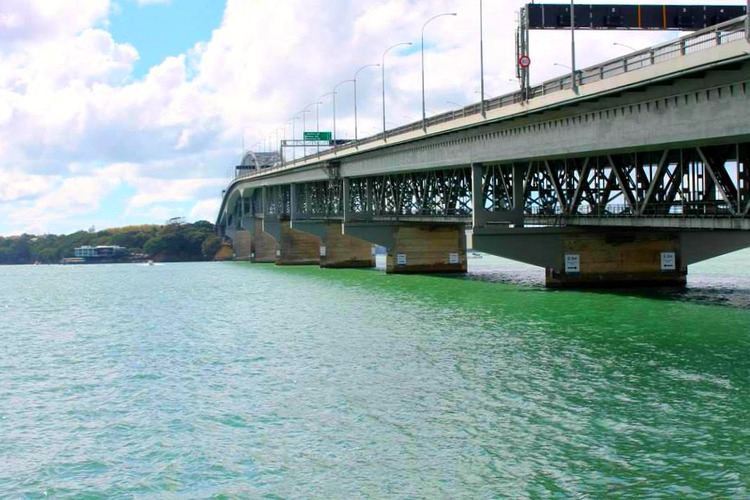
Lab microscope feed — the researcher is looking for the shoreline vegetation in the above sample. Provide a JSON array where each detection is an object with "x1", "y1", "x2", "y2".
[{"x1": 0, "y1": 219, "x2": 232, "y2": 265}]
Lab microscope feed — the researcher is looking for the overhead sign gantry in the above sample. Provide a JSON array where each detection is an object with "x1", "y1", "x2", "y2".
[{"x1": 515, "y1": 3, "x2": 748, "y2": 96}]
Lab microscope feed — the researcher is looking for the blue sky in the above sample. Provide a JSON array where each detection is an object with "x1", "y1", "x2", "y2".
[
  {"x1": 108, "y1": 0, "x2": 224, "y2": 79},
  {"x1": 0, "y1": 0, "x2": 745, "y2": 236}
]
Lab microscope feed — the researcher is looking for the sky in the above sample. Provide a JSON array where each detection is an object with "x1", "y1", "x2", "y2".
[{"x1": 0, "y1": 0, "x2": 746, "y2": 236}]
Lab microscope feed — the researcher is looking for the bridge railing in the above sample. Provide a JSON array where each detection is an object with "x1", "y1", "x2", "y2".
[
  {"x1": 526, "y1": 201, "x2": 736, "y2": 221},
  {"x1": 236, "y1": 15, "x2": 747, "y2": 180}
]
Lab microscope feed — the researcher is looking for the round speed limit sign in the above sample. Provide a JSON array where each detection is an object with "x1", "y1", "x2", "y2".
[{"x1": 518, "y1": 55, "x2": 531, "y2": 68}]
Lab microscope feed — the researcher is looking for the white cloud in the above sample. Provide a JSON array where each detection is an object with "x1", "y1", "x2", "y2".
[
  {"x1": 0, "y1": 0, "x2": 110, "y2": 44},
  {"x1": 0, "y1": 171, "x2": 59, "y2": 202},
  {"x1": 125, "y1": 177, "x2": 225, "y2": 210},
  {"x1": 189, "y1": 198, "x2": 221, "y2": 222}
]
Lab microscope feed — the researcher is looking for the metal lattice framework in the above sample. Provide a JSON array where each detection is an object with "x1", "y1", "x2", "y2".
[
  {"x1": 266, "y1": 185, "x2": 291, "y2": 216},
  {"x1": 350, "y1": 168, "x2": 473, "y2": 217},
  {"x1": 295, "y1": 180, "x2": 343, "y2": 217},
  {"x1": 486, "y1": 143, "x2": 750, "y2": 219},
  {"x1": 230, "y1": 143, "x2": 748, "y2": 226}
]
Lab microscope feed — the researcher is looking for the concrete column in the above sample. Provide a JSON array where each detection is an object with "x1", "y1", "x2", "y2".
[
  {"x1": 471, "y1": 163, "x2": 486, "y2": 228},
  {"x1": 232, "y1": 229, "x2": 253, "y2": 260},
  {"x1": 320, "y1": 222, "x2": 374, "y2": 268},
  {"x1": 345, "y1": 222, "x2": 467, "y2": 274},
  {"x1": 252, "y1": 218, "x2": 277, "y2": 263},
  {"x1": 546, "y1": 231, "x2": 686, "y2": 287},
  {"x1": 386, "y1": 224, "x2": 467, "y2": 274},
  {"x1": 292, "y1": 220, "x2": 375, "y2": 268},
  {"x1": 276, "y1": 220, "x2": 321, "y2": 265},
  {"x1": 474, "y1": 227, "x2": 703, "y2": 288}
]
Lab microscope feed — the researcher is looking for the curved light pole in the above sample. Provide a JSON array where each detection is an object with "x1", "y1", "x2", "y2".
[
  {"x1": 480, "y1": 0, "x2": 486, "y2": 117},
  {"x1": 570, "y1": 0, "x2": 577, "y2": 92},
  {"x1": 353, "y1": 63, "x2": 379, "y2": 142},
  {"x1": 280, "y1": 123, "x2": 289, "y2": 164},
  {"x1": 381, "y1": 42, "x2": 412, "y2": 139},
  {"x1": 301, "y1": 102, "x2": 318, "y2": 158},
  {"x1": 613, "y1": 42, "x2": 636, "y2": 51},
  {"x1": 317, "y1": 92, "x2": 335, "y2": 153},
  {"x1": 333, "y1": 79, "x2": 354, "y2": 148},
  {"x1": 421, "y1": 12, "x2": 457, "y2": 131},
  {"x1": 292, "y1": 113, "x2": 307, "y2": 163}
]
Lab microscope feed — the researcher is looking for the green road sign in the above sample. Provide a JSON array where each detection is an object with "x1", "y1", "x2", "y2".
[{"x1": 303, "y1": 131, "x2": 332, "y2": 141}]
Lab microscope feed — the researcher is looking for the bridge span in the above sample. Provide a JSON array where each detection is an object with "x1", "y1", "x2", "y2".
[{"x1": 217, "y1": 17, "x2": 750, "y2": 287}]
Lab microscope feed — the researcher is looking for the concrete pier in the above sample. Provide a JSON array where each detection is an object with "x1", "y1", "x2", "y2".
[
  {"x1": 252, "y1": 220, "x2": 276, "y2": 263},
  {"x1": 346, "y1": 222, "x2": 467, "y2": 274},
  {"x1": 290, "y1": 221, "x2": 375, "y2": 268},
  {"x1": 546, "y1": 231, "x2": 686, "y2": 288},
  {"x1": 319, "y1": 222, "x2": 374, "y2": 268},
  {"x1": 274, "y1": 220, "x2": 320, "y2": 265},
  {"x1": 232, "y1": 229, "x2": 253, "y2": 261}
]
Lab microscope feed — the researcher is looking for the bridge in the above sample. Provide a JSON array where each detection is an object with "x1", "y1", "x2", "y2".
[{"x1": 217, "y1": 16, "x2": 750, "y2": 287}]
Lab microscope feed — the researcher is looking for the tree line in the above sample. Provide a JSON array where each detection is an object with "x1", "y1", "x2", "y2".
[{"x1": 0, "y1": 220, "x2": 226, "y2": 264}]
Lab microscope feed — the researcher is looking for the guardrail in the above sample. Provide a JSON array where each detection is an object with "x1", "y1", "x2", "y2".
[
  {"x1": 236, "y1": 15, "x2": 748, "y2": 182},
  {"x1": 527, "y1": 201, "x2": 737, "y2": 219}
]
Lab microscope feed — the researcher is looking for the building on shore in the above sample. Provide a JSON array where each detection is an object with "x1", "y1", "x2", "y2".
[{"x1": 62, "y1": 245, "x2": 129, "y2": 264}]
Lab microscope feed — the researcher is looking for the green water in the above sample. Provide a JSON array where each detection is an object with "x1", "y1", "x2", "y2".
[{"x1": 0, "y1": 253, "x2": 749, "y2": 498}]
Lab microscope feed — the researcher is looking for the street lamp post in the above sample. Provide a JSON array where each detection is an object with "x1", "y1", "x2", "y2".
[
  {"x1": 381, "y1": 42, "x2": 412, "y2": 139},
  {"x1": 332, "y1": 79, "x2": 354, "y2": 149},
  {"x1": 317, "y1": 93, "x2": 334, "y2": 153},
  {"x1": 570, "y1": 0, "x2": 577, "y2": 92},
  {"x1": 292, "y1": 114, "x2": 306, "y2": 163},
  {"x1": 613, "y1": 42, "x2": 636, "y2": 51},
  {"x1": 353, "y1": 63, "x2": 379, "y2": 142},
  {"x1": 280, "y1": 123, "x2": 289, "y2": 164},
  {"x1": 422, "y1": 12, "x2": 457, "y2": 131},
  {"x1": 480, "y1": 0, "x2": 486, "y2": 117},
  {"x1": 301, "y1": 104, "x2": 316, "y2": 158},
  {"x1": 291, "y1": 116, "x2": 296, "y2": 162}
]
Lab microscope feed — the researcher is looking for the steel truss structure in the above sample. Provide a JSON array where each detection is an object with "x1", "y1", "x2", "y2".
[
  {"x1": 295, "y1": 180, "x2": 343, "y2": 218},
  {"x1": 348, "y1": 169, "x2": 472, "y2": 218},
  {"x1": 230, "y1": 143, "x2": 748, "y2": 225},
  {"x1": 485, "y1": 143, "x2": 749, "y2": 220}
]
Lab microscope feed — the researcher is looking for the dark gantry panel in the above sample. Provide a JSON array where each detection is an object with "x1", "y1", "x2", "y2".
[{"x1": 525, "y1": 4, "x2": 746, "y2": 30}]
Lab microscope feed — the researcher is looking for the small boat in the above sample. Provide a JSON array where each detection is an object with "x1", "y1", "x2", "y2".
[{"x1": 147, "y1": 260, "x2": 155, "y2": 266}]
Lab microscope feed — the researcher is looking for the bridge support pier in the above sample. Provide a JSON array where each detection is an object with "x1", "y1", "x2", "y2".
[
  {"x1": 264, "y1": 219, "x2": 320, "y2": 265},
  {"x1": 345, "y1": 222, "x2": 467, "y2": 274},
  {"x1": 247, "y1": 218, "x2": 276, "y2": 263},
  {"x1": 292, "y1": 221, "x2": 375, "y2": 268},
  {"x1": 232, "y1": 228, "x2": 253, "y2": 260},
  {"x1": 547, "y1": 230, "x2": 686, "y2": 288},
  {"x1": 475, "y1": 227, "x2": 750, "y2": 288},
  {"x1": 474, "y1": 228, "x2": 689, "y2": 287}
]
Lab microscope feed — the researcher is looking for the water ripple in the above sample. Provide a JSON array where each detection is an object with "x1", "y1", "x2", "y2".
[{"x1": 0, "y1": 255, "x2": 748, "y2": 497}]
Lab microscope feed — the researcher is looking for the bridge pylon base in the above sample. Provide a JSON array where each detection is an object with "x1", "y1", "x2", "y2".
[
  {"x1": 274, "y1": 220, "x2": 321, "y2": 266},
  {"x1": 474, "y1": 227, "x2": 692, "y2": 288},
  {"x1": 547, "y1": 230, "x2": 687, "y2": 288},
  {"x1": 292, "y1": 220, "x2": 375, "y2": 268},
  {"x1": 243, "y1": 218, "x2": 274, "y2": 263},
  {"x1": 345, "y1": 222, "x2": 467, "y2": 274},
  {"x1": 232, "y1": 229, "x2": 253, "y2": 261}
]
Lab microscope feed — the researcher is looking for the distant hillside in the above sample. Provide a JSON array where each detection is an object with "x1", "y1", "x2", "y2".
[{"x1": 0, "y1": 220, "x2": 226, "y2": 265}]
